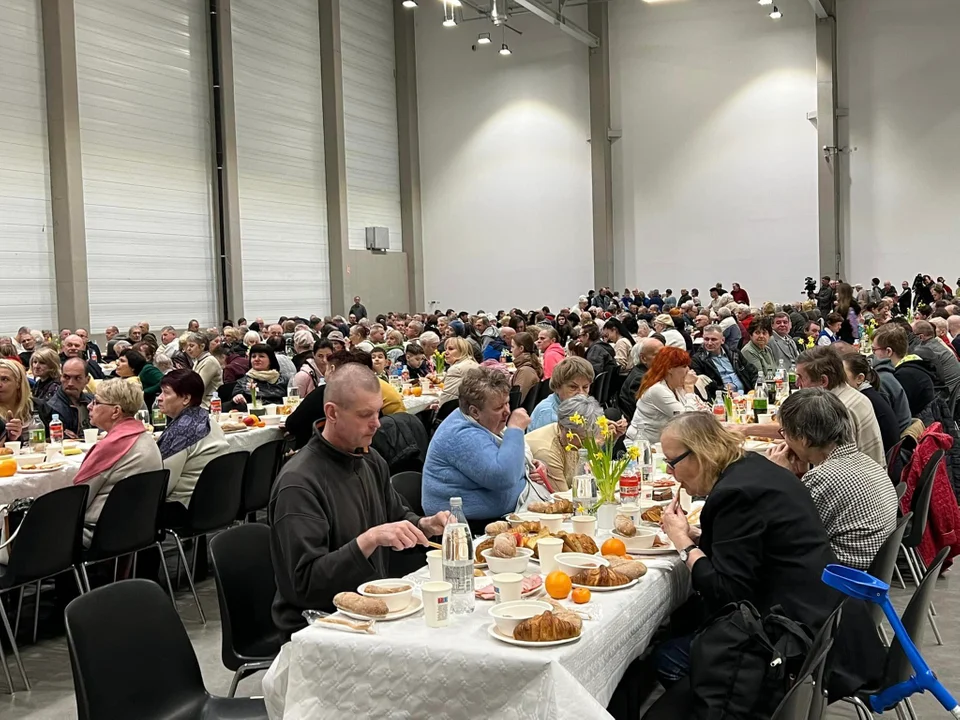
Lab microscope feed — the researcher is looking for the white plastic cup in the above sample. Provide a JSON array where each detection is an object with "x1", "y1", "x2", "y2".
[
  {"x1": 265, "y1": 404, "x2": 277, "y2": 416},
  {"x1": 618, "y1": 504, "x2": 641, "y2": 524},
  {"x1": 421, "y1": 581, "x2": 452, "y2": 628},
  {"x1": 4, "y1": 442, "x2": 21, "y2": 454},
  {"x1": 536, "y1": 537, "x2": 564, "y2": 575},
  {"x1": 492, "y1": 572, "x2": 523, "y2": 603},
  {"x1": 758, "y1": 413, "x2": 773, "y2": 425},
  {"x1": 571, "y1": 515, "x2": 597, "y2": 538},
  {"x1": 83, "y1": 429, "x2": 99, "y2": 444},
  {"x1": 426, "y1": 549, "x2": 443, "y2": 581}
]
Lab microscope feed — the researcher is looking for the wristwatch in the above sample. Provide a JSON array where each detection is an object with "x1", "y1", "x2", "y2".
[{"x1": 679, "y1": 544, "x2": 698, "y2": 563}]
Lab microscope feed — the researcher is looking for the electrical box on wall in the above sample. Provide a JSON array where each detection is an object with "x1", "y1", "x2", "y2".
[{"x1": 365, "y1": 226, "x2": 390, "y2": 253}]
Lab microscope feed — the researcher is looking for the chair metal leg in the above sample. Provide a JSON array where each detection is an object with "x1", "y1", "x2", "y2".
[
  {"x1": 928, "y1": 607, "x2": 944, "y2": 645},
  {"x1": 73, "y1": 567, "x2": 84, "y2": 596},
  {"x1": 841, "y1": 696, "x2": 873, "y2": 720},
  {"x1": 113, "y1": 557, "x2": 118, "y2": 584},
  {"x1": 0, "y1": 593, "x2": 29, "y2": 691},
  {"x1": 878, "y1": 623, "x2": 890, "y2": 647},
  {"x1": 0, "y1": 634, "x2": 13, "y2": 694},
  {"x1": 80, "y1": 563, "x2": 92, "y2": 593},
  {"x1": 172, "y1": 534, "x2": 205, "y2": 624},
  {"x1": 228, "y1": 661, "x2": 273, "y2": 698},
  {"x1": 131, "y1": 551, "x2": 138, "y2": 578},
  {"x1": 156, "y1": 543, "x2": 175, "y2": 602},
  {"x1": 13, "y1": 587, "x2": 24, "y2": 639},
  {"x1": 32, "y1": 581, "x2": 40, "y2": 645},
  {"x1": 228, "y1": 668, "x2": 244, "y2": 698},
  {"x1": 893, "y1": 563, "x2": 906, "y2": 589},
  {"x1": 904, "y1": 696, "x2": 919, "y2": 720},
  {"x1": 902, "y1": 544, "x2": 922, "y2": 587}
]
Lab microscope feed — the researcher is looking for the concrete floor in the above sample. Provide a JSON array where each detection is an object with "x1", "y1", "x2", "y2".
[{"x1": 1, "y1": 567, "x2": 956, "y2": 719}]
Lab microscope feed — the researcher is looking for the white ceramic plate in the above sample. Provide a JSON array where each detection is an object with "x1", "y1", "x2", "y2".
[
  {"x1": 627, "y1": 541, "x2": 677, "y2": 556},
  {"x1": 486, "y1": 622, "x2": 581, "y2": 648},
  {"x1": 571, "y1": 577, "x2": 639, "y2": 592},
  {"x1": 17, "y1": 462, "x2": 66, "y2": 474},
  {"x1": 337, "y1": 596, "x2": 423, "y2": 622},
  {"x1": 744, "y1": 439, "x2": 776, "y2": 453}
]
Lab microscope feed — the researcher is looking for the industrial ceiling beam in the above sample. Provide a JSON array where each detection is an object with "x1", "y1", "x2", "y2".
[
  {"x1": 807, "y1": 0, "x2": 833, "y2": 19},
  {"x1": 511, "y1": 0, "x2": 599, "y2": 47}
]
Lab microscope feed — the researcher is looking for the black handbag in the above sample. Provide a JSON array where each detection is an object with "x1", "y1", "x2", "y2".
[
  {"x1": 688, "y1": 601, "x2": 813, "y2": 720},
  {"x1": 0, "y1": 497, "x2": 35, "y2": 562}
]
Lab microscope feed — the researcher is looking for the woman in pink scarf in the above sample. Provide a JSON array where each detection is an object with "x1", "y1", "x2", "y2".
[{"x1": 74, "y1": 379, "x2": 162, "y2": 545}]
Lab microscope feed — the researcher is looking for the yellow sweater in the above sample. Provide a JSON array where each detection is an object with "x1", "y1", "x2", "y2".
[{"x1": 379, "y1": 379, "x2": 407, "y2": 415}]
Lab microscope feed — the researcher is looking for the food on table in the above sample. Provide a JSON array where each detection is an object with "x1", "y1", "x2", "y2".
[
  {"x1": 220, "y1": 420, "x2": 247, "y2": 433},
  {"x1": 18, "y1": 462, "x2": 63, "y2": 471},
  {"x1": 650, "y1": 479, "x2": 675, "y2": 488},
  {"x1": 571, "y1": 566, "x2": 631, "y2": 588},
  {"x1": 0, "y1": 459, "x2": 16, "y2": 477},
  {"x1": 474, "y1": 568, "x2": 486, "y2": 577},
  {"x1": 545, "y1": 570, "x2": 573, "y2": 600},
  {"x1": 362, "y1": 584, "x2": 410, "y2": 595},
  {"x1": 513, "y1": 610, "x2": 581, "y2": 642},
  {"x1": 527, "y1": 498, "x2": 574, "y2": 515},
  {"x1": 641, "y1": 506, "x2": 663, "y2": 523},
  {"x1": 687, "y1": 506, "x2": 703, "y2": 525},
  {"x1": 523, "y1": 528, "x2": 554, "y2": 557},
  {"x1": 556, "y1": 531, "x2": 599, "y2": 555},
  {"x1": 601, "y1": 537, "x2": 628, "y2": 557},
  {"x1": 333, "y1": 592, "x2": 388, "y2": 618},
  {"x1": 314, "y1": 616, "x2": 376, "y2": 634},
  {"x1": 571, "y1": 588, "x2": 592, "y2": 604},
  {"x1": 513, "y1": 520, "x2": 542, "y2": 534},
  {"x1": 492, "y1": 533, "x2": 518, "y2": 558},
  {"x1": 614, "y1": 515, "x2": 637, "y2": 537},
  {"x1": 475, "y1": 574, "x2": 542, "y2": 600},
  {"x1": 652, "y1": 488, "x2": 674, "y2": 502},
  {"x1": 0, "y1": 447, "x2": 12, "y2": 456},
  {"x1": 603, "y1": 556, "x2": 648, "y2": 580},
  {"x1": 652, "y1": 535, "x2": 669, "y2": 548},
  {"x1": 485, "y1": 520, "x2": 511, "y2": 536},
  {"x1": 276, "y1": 404, "x2": 294, "y2": 416},
  {"x1": 474, "y1": 537, "x2": 495, "y2": 564}
]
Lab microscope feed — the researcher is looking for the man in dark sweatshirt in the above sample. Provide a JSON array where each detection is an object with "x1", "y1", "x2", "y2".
[
  {"x1": 872, "y1": 324, "x2": 936, "y2": 417},
  {"x1": 269, "y1": 363, "x2": 450, "y2": 638}
]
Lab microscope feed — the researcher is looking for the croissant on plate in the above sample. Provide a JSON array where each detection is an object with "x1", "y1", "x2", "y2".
[
  {"x1": 614, "y1": 515, "x2": 636, "y2": 537},
  {"x1": 513, "y1": 610, "x2": 582, "y2": 642},
  {"x1": 602, "y1": 556, "x2": 647, "y2": 580},
  {"x1": 641, "y1": 506, "x2": 663, "y2": 523},
  {"x1": 527, "y1": 498, "x2": 574, "y2": 515},
  {"x1": 557, "y1": 531, "x2": 599, "y2": 555},
  {"x1": 513, "y1": 521, "x2": 542, "y2": 534},
  {"x1": 571, "y1": 566, "x2": 631, "y2": 587},
  {"x1": 475, "y1": 537, "x2": 495, "y2": 563}
]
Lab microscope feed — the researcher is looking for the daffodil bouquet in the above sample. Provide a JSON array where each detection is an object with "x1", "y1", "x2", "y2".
[
  {"x1": 565, "y1": 413, "x2": 640, "y2": 510},
  {"x1": 433, "y1": 351, "x2": 445, "y2": 374}
]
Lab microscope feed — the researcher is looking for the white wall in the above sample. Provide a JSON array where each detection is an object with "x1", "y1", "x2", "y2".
[
  {"x1": 610, "y1": 0, "x2": 818, "y2": 303},
  {"x1": 416, "y1": 7, "x2": 593, "y2": 313},
  {"x1": 838, "y1": 0, "x2": 960, "y2": 286}
]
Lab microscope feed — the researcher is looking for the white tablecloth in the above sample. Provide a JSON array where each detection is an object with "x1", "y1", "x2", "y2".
[
  {"x1": 402, "y1": 392, "x2": 440, "y2": 415},
  {"x1": 0, "y1": 425, "x2": 283, "y2": 504},
  {"x1": 262, "y1": 556, "x2": 690, "y2": 720}
]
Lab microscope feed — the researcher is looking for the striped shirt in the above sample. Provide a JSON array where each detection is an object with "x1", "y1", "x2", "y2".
[{"x1": 800, "y1": 443, "x2": 898, "y2": 571}]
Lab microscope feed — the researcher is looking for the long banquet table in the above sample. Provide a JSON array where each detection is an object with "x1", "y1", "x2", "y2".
[
  {"x1": 0, "y1": 425, "x2": 284, "y2": 505},
  {"x1": 262, "y1": 554, "x2": 690, "y2": 720}
]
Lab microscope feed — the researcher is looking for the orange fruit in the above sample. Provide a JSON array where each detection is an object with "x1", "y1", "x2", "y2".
[
  {"x1": 545, "y1": 570, "x2": 572, "y2": 600},
  {"x1": 0, "y1": 458, "x2": 17, "y2": 478},
  {"x1": 601, "y1": 537, "x2": 627, "y2": 557},
  {"x1": 412, "y1": 386, "x2": 422, "y2": 397},
  {"x1": 572, "y1": 588, "x2": 591, "y2": 604}
]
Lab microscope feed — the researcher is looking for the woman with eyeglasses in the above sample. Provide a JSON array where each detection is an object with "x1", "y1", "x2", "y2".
[{"x1": 646, "y1": 412, "x2": 839, "y2": 697}]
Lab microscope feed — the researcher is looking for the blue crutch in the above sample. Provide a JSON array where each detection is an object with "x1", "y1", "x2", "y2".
[{"x1": 822, "y1": 564, "x2": 960, "y2": 717}]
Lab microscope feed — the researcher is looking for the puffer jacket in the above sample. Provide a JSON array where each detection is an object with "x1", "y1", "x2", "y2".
[{"x1": 370, "y1": 412, "x2": 428, "y2": 474}]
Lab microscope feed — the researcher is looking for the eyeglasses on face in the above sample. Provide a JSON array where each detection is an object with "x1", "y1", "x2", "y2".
[
  {"x1": 89, "y1": 398, "x2": 120, "y2": 408},
  {"x1": 664, "y1": 448, "x2": 693, "y2": 470}
]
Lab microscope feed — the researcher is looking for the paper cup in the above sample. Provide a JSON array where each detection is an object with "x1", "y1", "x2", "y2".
[
  {"x1": 83, "y1": 429, "x2": 99, "y2": 444},
  {"x1": 4, "y1": 442, "x2": 21, "y2": 454},
  {"x1": 492, "y1": 573, "x2": 523, "y2": 604},
  {"x1": 618, "y1": 504, "x2": 641, "y2": 523},
  {"x1": 571, "y1": 515, "x2": 597, "y2": 538},
  {"x1": 758, "y1": 413, "x2": 773, "y2": 425},
  {"x1": 426, "y1": 549, "x2": 443, "y2": 581},
  {"x1": 265, "y1": 404, "x2": 277, "y2": 416},
  {"x1": 536, "y1": 537, "x2": 564, "y2": 575},
  {"x1": 422, "y1": 581, "x2": 452, "y2": 628}
]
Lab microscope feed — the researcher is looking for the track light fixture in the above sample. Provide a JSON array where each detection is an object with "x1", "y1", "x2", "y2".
[
  {"x1": 757, "y1": 0, "x2": 772, "y2": 5},
  {"x1": 477, "y1": 32, "x2": 491, "y2": 44},
  {"x1": 769, "y1": 5, "x2": 782, "y2": 18}
]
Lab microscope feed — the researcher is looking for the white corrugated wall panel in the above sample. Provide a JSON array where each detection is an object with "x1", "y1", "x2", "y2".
[
  {"x1": 341, "y1": 0, "x2": 402, "y2": 252},
  {"x1": 75, "y1": 0, "x2": 218, "y2": 331},
  {"x1": 0, "y1": 0, "x2": 56, "y2": 334},
  {"x1": 232, "y1": 0, "x2": 330, "y2": 320}
]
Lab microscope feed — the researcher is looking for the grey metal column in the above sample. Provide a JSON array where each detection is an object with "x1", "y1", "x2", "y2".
[
  {"x1": 814, "y1": 0, "x2": 841, "y2": 279},
  {"x1": 40, "y1": 0, "x2": 90, "y2": 331},
  {"x1": 210, "y1": 0, "x2": 244, "y2": 321},
  {"x1": 318, "y1": 0, "x2": 349, "y2": 317},
  {"x1": 394, "y1": 2, "x2": 424, "y2": 314},
  {"x1": 588, "y1": 1, "x2": 614, "y2": 291}
]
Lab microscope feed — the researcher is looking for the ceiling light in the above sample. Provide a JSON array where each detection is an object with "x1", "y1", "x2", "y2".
[
  {"x1": 757, "y1": 0, "x2": 773, "y2": 5},
  {"x1": 442, "y1": 2, "x2": 457, "y2": 26},
  {"x1": 402, "y1": 0, "x2": 417, "y2": 7},
  {"x1": 769, "y1": 6, "x2": 782, "y2": 18},
  {"x1": 477, "y1": 32, "x2": 491, "y2": 45},
  {"x1": 499, "y1": 43, "x2": 511, "y2": 56}
]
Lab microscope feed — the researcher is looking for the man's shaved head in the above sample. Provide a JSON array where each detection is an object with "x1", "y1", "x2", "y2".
[
  {"x1": 323, "y1": 363, "x2": 383, "y2": 450},
  {"x1": 325, "y1": 363, "x2": 380, "y2": 407}
]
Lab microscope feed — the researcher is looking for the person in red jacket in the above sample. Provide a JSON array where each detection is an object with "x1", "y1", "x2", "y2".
[
  {"x1": 730, "y1": 282, "x2": 750, "y2": 305},
  {"x1": 535, "y1": 326, "x2": 565, "y2": 379}
]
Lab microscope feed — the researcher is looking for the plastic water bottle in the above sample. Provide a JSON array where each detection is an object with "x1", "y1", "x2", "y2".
[
  {"x1": 210, "y1": 391, "x2": 221, "y2": 416},
  {"x1": 49, "y1": 414, "x2": 64, "y2": 444},
  {"x1": 151, "y1": 397, "x2": 167, "y2": 432},
  {"x1": 29, "y1": 414, "x2": 45, "y2": 451},
  {"x1": 285, "y1": 336, "x2": 294, "y2": 356},
  {"x1": 441, "y1": 497, "x2": 475, "y2": 615}
]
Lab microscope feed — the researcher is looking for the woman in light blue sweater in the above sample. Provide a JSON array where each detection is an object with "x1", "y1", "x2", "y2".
[{"x1": 422, "y1": 367, "x2": 529, "y2": 532}]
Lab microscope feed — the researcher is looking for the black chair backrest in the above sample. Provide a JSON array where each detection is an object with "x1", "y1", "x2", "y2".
[
  {"x1": 521, "y1": 382, "x2": 540, "y2": 415},
  {"x1": 886, "y1": 439, "x2": 904, "y2": 484},
  {"x1": 391, "y1": 471, "x2": 424, "y2": 516},
  {"x1": 508, "y1": 386, "x2": 522, "y2": 411},
  {"x1": 895, "y1": 481, "x2": 907, "y2": 501},
  {"x1": 65, "y1": 579, "x2": 207, "y2": 720},
  {"x1": 534, "y1": 379, "x2": 552, "y2": 406},
  {"x1": 771, "y1": 638, "x2": 835, "y2": 720},
  {"x1": 903, "y1": 449, "x2": 944, "y2": 549},
  {"x1": 8, "y1": 484, "x2": 89, "y2": 584},
  {"x1": 87, "y1": 470, "x2": 170, "y2": 560},
  {"x1": 866, "y1": 513, "x2": 912, "y2": 628},
  {"x1": 601, "y1": 371, "x2": 613, "y2": 406},
  {"x1": 183, "y1": 451, "x2": 249, "y2": 533},
  {"x1": 210, "y1": 524, "x2": 279, "y2": 667},
  {"x1": 239, "y1": 439, "x2": 283, "y2": 516},
  {"x1": 435, "y1": 398, "x2": 459, "y2": 424},
  {"x1": 590, "y1": 372, "x2": 607, "y2": 404},
  {"x1": 883, "y1": 546, "x2": 950, "y2": 688}
]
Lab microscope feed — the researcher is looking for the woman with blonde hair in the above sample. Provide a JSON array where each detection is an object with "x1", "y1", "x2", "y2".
[
  {"x1": 0, "y1": 358, "x2": 41, "y2": 442},
  {"x1": 30, "y1": 347, "x2": 62, "y2": 402},
  {"x1": 437, "y1": 337, "x2": 480, "y2": 405},
  {"x1": 645, "y1": 412, "x2": 840, "y2": 698}
]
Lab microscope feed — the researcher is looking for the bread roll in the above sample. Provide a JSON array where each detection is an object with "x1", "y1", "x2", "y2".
[{"x1": 333, "y1": 592, "x2": 389, "y2": 618}]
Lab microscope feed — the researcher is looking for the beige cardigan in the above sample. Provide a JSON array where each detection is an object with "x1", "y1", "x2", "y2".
[
  {"x1": 438, "y1": 358, "x2": 480, "y2": 406},
  {"x1": 163, "y1": 421, "x2": 230, "y2": 506},
  {"x1": 193, "y1": 353, "x2": 223, "y2": 408},
  {"x1": 524, "y1": 422, "x2": 570, "y2": 492}
]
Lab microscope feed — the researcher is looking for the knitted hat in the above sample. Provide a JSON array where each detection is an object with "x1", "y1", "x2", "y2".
[{"x1": 655, "y1": 314, "x2": 674, "y2": 328}]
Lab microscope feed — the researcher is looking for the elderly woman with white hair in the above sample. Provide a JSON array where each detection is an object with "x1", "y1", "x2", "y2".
[
  {"x1": 653, "y1": 314, "x2": 686, "y2": 350},
  {"x1": 418, "y1": 331, "x2": 441, "y2": 364},
  {"x1": 716, "y1": 307, "x2": 742, "y2": 354},
  {"x1": 183, "y1": 332, "x2": 222, "y2": 408},
  {"x1": 525, "y1": 395, "x2": 605, "y2": 492}
]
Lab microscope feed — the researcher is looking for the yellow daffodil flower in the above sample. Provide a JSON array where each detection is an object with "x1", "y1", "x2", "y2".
[
  {"x1": 569, "y1": 413, "x2": 585, "y2": 426},
  {"x1": 566, "y1": 431, "x2": 576, "y2": 442},
  {"x1": 627, "y1": 445, "x2": 641, "y2": 461},
  {"x1": 565, "y1": 444, "x2": 577, "y2": 452}
]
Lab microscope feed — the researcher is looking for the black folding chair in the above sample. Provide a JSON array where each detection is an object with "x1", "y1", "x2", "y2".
[
  {"x1": 771, "y1": 638, "x2": 835, "y2": 720},
  {"x1": 237, "y1": 439, "x2": 283, "y2": 522},
  {"x1": 210, "y1": 525, "x2": 283, "y2": 697},
  {"x1": 867, "y1": 513, "x2": 912, "y2": 644},
  {"x1": 508, "y1": 386, "x2": 522, "y2": 411},
  {"x1": 534, "y1": 378, "x2": 551, "y2": 406},
  {"x1": 434, "y1": 398, "x2": 459, "y2": 427},
  {"x1": 521, "y1": 382, "x2": 540, "y2": 415},
  {"x1": 65, "y1": 580, "x2": 267, "y2": 719},
  {"x1": 590, "y1": 371, "x2": 608, "y2": 405},
  {"x1": 80, "y1": 470, "x2": 172, "y2": 597},
  {"x1": 391, "y1": 471, "x2": 424, "y2": 515},
  {"x1": 886, "y1": 439, "x2": 904, "y2": 484},
  {"x1": 163, "y1": 451, "x2": 249, "y2": 624},
  {"x1": 0, "y1": 484, "x2": 88, "y2": 692}
]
